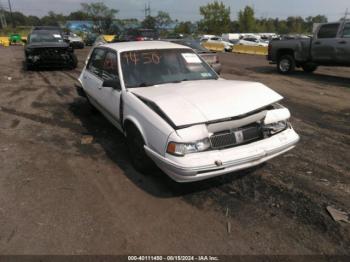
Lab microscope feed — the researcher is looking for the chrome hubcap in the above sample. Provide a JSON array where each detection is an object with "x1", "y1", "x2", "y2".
[{"x1": 279, "y1": 59, "x2": 290, "y2": 72}]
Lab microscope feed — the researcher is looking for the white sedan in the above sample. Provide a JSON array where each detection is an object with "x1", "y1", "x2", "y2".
[
  {"x1": 237, "y1": 37, "x2": 268, "y2": 47},
  {"x1": 78, "y1": 41, "x2": 299, "y2": 182},
  {"x1": 203, "y1": 36, "x2": 234, "y2": 51}
]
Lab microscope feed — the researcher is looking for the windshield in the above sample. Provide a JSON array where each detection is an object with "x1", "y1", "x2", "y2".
[
  {"x1": 121, "y1": 48, "x2": 217, "y2": 88},
  {"x1": 29, "y1": 32, "x2": 63, "y2": 43}
]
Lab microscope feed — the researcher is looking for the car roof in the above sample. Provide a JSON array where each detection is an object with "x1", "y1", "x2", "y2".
[
  {"x1": 30, "y1": 30, "x2": 62, "y2": 35},
  {"x1": 100, "y1": 41, "x2": 191, "y2": 52},
  {"x1": 33, "y1": 26, "x2": 62, "y2": 31}
]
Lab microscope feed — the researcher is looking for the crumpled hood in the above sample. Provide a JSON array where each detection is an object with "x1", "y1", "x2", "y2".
[{"x1": 130, "y1": 79, "x2": 283, "y2": 127}]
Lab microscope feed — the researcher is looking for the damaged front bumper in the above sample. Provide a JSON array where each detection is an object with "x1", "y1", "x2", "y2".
[{"x1": 145, "y1": 128, "x2": 299, "y2": 182}]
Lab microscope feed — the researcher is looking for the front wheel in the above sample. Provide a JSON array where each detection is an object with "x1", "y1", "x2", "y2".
[
  {"x1": 277, "y1": 54, "x2": 295, "y2": 74},
  {"x1": 68, "y1": 53, "x2": 78, "y2": 69},
  {"x1": 126, "y1": 126, "x2": 154, "y2": 172},
  {"x1": 302, "y1": 63, "x2": 318, "y2": 73}
]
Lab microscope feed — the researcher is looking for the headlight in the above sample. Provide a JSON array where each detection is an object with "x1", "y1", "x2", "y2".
[
  {"x1": 167, "y1": 138, "x2": 211, "y2": 156},
  {"x1": 263, "y1": 120, "x2": 288, "y2": 136}
]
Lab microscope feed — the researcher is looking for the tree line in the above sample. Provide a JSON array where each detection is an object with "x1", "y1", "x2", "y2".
[{"x1": 1, "y1": 1, "x2": 329, "y2": 35}]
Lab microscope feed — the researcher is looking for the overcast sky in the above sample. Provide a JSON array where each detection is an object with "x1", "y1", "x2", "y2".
[{"x1": 3, "y1": 0, "x2": 350, "y2": 21}]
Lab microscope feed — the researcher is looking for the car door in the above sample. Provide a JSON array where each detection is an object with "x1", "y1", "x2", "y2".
[
  {"x1": 312, "y1": 23, "x2": 340, "y2": 63},
  {"x1": 98, "y1": 50, "x2": 123, "y2": 127},
  {"x1": 81, "y1": 48, "x2": 106, "y2": 104},
  {"x1": 336, "y1": 22, "x2": 350, "y2": 65}
]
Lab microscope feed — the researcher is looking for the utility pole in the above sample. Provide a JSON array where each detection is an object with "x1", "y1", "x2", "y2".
[
  {"x1": 144, "y1": 2, "x2": 151, "y2": 18},
  {"x1": 0, "y1": 2, "x2": 8, "y2": 28},
  {"x1": 8, "y1": 0, "x2": 15, "y2": 28}
]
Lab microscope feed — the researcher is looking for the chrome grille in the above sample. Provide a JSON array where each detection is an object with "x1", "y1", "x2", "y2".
[{"x1": 210, "y1": 124, "x2": 262, "y2": 149}]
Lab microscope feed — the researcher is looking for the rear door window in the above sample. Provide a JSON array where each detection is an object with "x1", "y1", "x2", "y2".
[
  {"x1": 87, "y1": 48, "x2": 106, "y2": 77},
  {"x1": 342, "y1": 23, "x2": 350, "y2": 38},
  {"x1": 317, "y1": 23, "x2": 340, "y2": 38}
]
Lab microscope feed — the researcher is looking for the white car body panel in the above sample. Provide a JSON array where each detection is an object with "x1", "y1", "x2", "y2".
[
  {"x1": 238, "y1": 39, "x2": 268, "y2": 47},
  {"x1": 79, "y1": 41, "x2": 299, "y2": 182},
  {"x1": 130, "y1": 80, "x2": 282, "y2": 127}
]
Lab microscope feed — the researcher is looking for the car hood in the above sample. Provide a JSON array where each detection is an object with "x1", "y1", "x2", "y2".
[
  {"x1": 69, "y1": 37, "x2": 82, "y2": 42},
  {"x1": 130, "y1": 79, "x2": 283, "y2": 127}
]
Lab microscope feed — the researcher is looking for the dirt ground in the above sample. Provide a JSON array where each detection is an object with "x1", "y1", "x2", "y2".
[{"x1": 0, "y1": 46, "x2": 349, "y2": 255}]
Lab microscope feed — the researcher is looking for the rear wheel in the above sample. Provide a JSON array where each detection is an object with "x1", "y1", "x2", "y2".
[
  {"x1": 126, "y1": 125, "x2": 154, "y2": 172},
  {"x1": 277, "y1": 54, "x2": 295, "y2": 74},
  {"x1": 302, "y1": 63, "x2": 318, "y2": 73}
]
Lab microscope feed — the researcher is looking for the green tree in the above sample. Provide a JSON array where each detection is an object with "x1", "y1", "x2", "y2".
[
  {"x1": 305, "y1": 15, "x2": 328, "y2": 33},
  {"x1": 198, "y1": 1, "x2": 231, "y2": 34},
  {"x1": 276, "y1": 20, "x2": 288, "y2": 34},
  {"x1": 68, "y1": 11, "x2": 91, "y2": 21},
  {"x1": 174, "y1": 21, "x2": 193, "y2": 35},
  {"x1": 286, "y1": 16, "x2": 304, "y2": 33},
  {"x1": 27, "y1": 15, "x2": 41, "y2": 26},
  {"x1": 238, "y1": 6, "x2": 256, "y2": 32},
  {"x1": 80, "y1": 2, "x2": 118, "y2": 32},
  {"x1": 142, "y1": 15, "x2": 157, "y2": 29},
  {"x1": 155, "y1": 11, "x2": 172, "y2": 29},
  {"x1": 40, "y1": 11, "x2": 66, "y2": 26}
]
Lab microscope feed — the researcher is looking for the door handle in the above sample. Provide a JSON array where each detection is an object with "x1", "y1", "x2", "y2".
[
  {"x1": 338, "y1": 40, "x2": 347, "y2": 44},
  {"x1": 314, "y1": 41, "x2": 321, "y2": 45}
]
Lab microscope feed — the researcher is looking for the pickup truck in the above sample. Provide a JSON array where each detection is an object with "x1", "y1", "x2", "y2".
[{"x1": 267, "y1": 21, "x2": 350, "y2": 74}]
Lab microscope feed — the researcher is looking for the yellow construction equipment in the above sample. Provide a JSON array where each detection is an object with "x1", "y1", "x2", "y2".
[
  {"x1": 232, "y1": 45, "x2": 268, "y2": 56},
  {"x1": 202, "y1": 42, "x2": 225, "y2": 52},
  {"x1": 0, "y1": 36, "x2": 10, "y2": 47},
  {"x1": 103, "y1": 35, "x2": 116, "y2": 43}
]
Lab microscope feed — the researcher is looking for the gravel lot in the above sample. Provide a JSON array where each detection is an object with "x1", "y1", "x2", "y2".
[{"x1": 0, "y1": 46, "x2": 349, "y2": 255}]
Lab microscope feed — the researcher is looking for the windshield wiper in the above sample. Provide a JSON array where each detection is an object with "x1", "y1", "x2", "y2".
[
  {"x1": 171, "y1": 79, "x2": 189, "y2": 83},
  {"x1": 138, "y1": 82, "x2": 154, "y2": 87}
]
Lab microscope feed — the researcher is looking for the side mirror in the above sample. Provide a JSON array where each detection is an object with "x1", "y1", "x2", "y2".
[{"x1": 103, "y1": 79, "x2": 122, "y2": 90}]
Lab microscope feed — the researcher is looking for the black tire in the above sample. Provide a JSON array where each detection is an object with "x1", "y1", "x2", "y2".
[
  {"x1": 24, "y1": 59, "x2": 34, "y2": 71},
  {"x1": 25, "y1": 62, "x2": 34, "y2": 71},
  {"x1": 68, "y1": 53, "x2": 78, "y2": 69},
  {"x1": 126, "y1": 126, "x2": 154, "y2": 172},
  {"x1": 302, "y1": 63, "x2": 318, "y2": 73},
  {"x1": 86, "y1": 96, "x2": 98, "y2": 113},
  {"x1": 277, "y1": 54, "x2": 295, "y2": 74}
]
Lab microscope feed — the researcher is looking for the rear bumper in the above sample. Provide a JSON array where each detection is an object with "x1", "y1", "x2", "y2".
[{"x1": 145, "y1": 128, "x2": 299, "y2": 183}]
